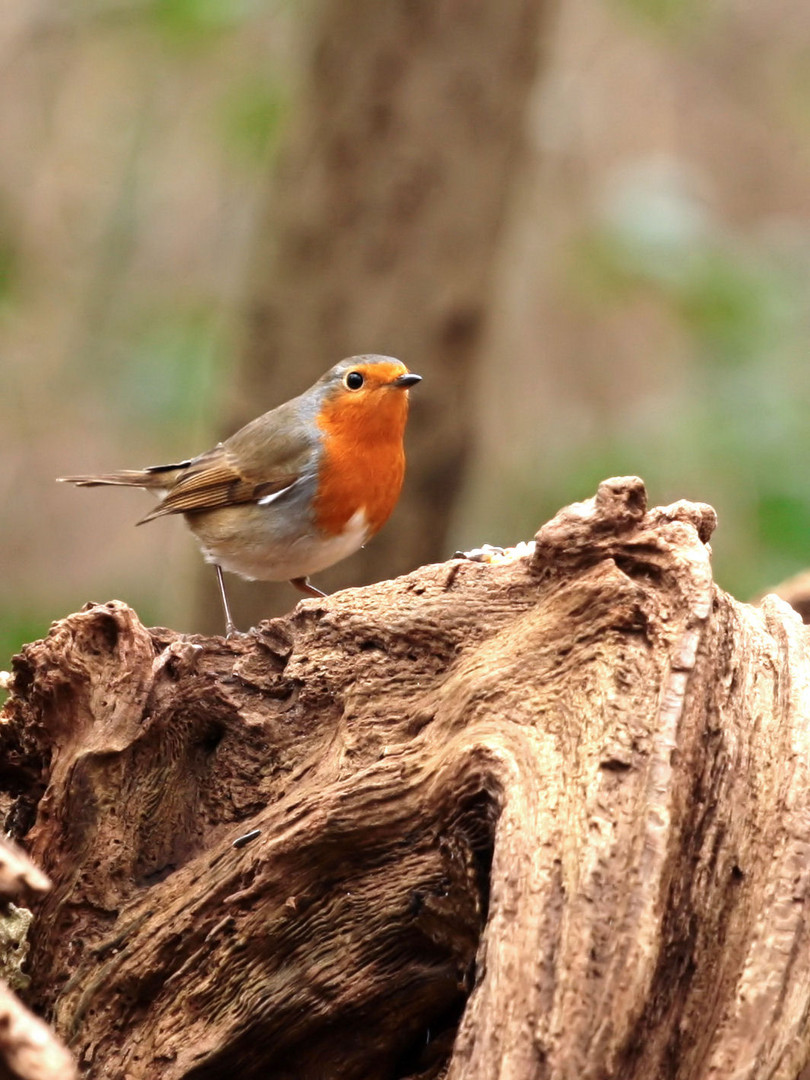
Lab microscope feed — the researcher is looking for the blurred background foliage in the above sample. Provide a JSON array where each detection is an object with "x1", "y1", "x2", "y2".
[{"x1": 2, "y1": 0, "x2": 810, "y2": 666}]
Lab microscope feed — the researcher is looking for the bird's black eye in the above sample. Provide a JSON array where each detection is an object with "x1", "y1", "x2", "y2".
[{"x1": 344, "y1": 371, "x2": 364, "y2": 390}]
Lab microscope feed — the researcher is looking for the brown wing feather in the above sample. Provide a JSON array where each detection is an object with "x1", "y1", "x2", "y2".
[
  {"x1": 138, "y1": 459, "x2": 299, "y2": 522},
  {"x1": 137, "y1": 413, "x2": 314, "y2": 522}
]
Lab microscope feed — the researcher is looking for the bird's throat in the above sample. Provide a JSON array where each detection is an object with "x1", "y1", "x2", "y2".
[{"x1": 313, "y1": 391, "x2": 409, "y2": 537}]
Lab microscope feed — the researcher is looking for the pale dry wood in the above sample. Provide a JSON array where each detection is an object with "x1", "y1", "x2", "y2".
[
  {"x1": 765, "y1": 567, "x2": 810, "y2": 623},
  {"x1": 2, "y1": 477, "x2": 810, "y2": 1080},
  {"x1": 0, "y1": 979, "x2": 77, "y2": 1080},
  {"x1": 0, "y1": 838, "x2": 49, "y2": 901},
  {"x1": 0, "y1": 818, "x2": 74, "y2": 1078}
]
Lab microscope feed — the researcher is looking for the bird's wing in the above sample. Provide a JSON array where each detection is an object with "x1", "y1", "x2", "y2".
[
  {"x1": 137, "y1": 456, "x2": 300, "y2": 523},
  {"x1": 139, "y1": 403, "x2": 315, "y2": 523}
]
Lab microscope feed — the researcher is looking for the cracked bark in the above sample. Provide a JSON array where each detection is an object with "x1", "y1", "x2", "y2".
[{"x1": 3, "y1": 477, "x2": 810, "y2": 1080}]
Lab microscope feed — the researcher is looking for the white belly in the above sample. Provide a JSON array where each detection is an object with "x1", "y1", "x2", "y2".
[{"x1": 199, "y1": 507, "x2": 370, "y2": 582}]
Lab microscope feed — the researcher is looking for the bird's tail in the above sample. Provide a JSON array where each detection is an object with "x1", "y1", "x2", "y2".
[
  {"x1": 57, "y1": 461, "x2": 190, "y2": 490},
  {"x1": 58, "y1": 470, "x2": 151, "y2": 488}
]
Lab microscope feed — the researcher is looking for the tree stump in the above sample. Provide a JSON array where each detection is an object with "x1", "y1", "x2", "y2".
[{"x1": 3, "y1": 477, "x2": 810, "y2": 1080}]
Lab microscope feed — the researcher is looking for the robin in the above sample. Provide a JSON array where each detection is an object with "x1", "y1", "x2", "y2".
[{"x1": 59, "y1": 355, "x2": 421, "y2": 635}]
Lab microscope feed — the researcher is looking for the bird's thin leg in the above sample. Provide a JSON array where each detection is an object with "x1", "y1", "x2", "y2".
[
  {"x1": 215, "y1": 564, "x2": 239, "y2": 637},
  {"x1": 290, "y1": 576, "x2": 327, "y2": 599}
]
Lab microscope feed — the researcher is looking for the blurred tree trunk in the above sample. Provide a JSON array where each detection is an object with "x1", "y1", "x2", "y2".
[{"x1": 195, "y1": 0, "x2": 554, "y2": 632}]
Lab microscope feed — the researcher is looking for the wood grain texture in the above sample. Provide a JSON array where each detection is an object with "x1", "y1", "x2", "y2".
[
  {"x1": 0, "y1": 826, "x2": 75, "y2": 1078},
  {"x1": 3, "y1": 477, "x2": 810, "y2": 1079}
]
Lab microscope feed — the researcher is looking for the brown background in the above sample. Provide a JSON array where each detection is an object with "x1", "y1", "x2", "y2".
[{"x1": 2, "y1": 0, "x2": 810, "y2": 647}]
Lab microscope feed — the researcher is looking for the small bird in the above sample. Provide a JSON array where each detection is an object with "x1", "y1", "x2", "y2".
[{"x1": 59, "y1": 355, "x2": 421, "y2": 635}]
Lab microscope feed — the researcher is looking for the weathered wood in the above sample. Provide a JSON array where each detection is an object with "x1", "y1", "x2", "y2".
[
  {"x1": 0, "y1": 835, "x2": 76, "y2": 1079},
  {"x1": 0, "y1": 978, "x2": 77, "y2": 1080},
  {"x1": 767, "y1": 568, "x2": 810, "y2": 624},
  {"x1": 0, "y1": 838, "x2": 49, "y2": 903},
  {"x1": 3, "y1": 477, "x2": 810, "y2": 1079}
]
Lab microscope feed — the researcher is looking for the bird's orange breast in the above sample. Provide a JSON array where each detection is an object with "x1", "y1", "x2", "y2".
[{"x1": 313, "y1": 388, "x2": 409, "y2": 538}]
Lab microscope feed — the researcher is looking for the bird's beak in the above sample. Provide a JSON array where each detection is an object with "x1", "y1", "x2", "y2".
[{"x1": 392, "y1": 373, "x2": 422, "y2": 388}]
